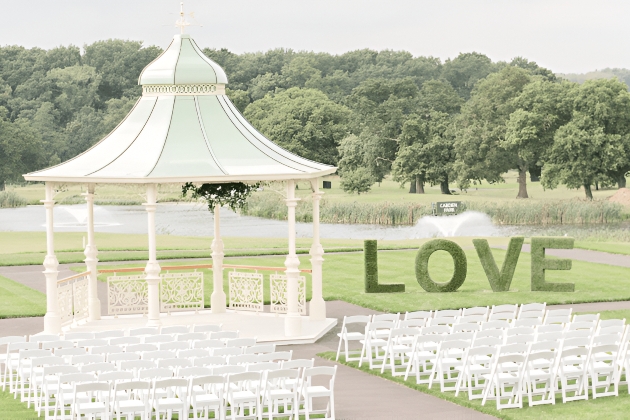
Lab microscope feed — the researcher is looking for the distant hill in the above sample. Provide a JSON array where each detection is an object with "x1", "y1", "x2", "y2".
[{"x1": 559, "y1": 68, "x2": 630, "y2": 88}]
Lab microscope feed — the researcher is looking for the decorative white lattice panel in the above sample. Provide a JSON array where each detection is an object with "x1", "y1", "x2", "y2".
[
  {"x1": 228, "y1": 271, "x2": 263, "y2": 312},
  {"x1": 72, "y1": 275, "x2": 89, "y2": 322},
  {"x1": 160, "y1": 272, "x2": 204, "y2": 312},
  {"x1": 270, "y1": 274, "x2": 306, "y2": 315},
  {"x1": 57, "y1": 281, "x2": 74, "y2": 326},
  {"x1": 107, "y1": 275, "x2": 149, "y2": 315}
]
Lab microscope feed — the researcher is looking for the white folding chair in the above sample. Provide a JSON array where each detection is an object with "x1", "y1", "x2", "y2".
[
  {"x1": 404, "y1": 334, "x2": 444, "y2": 384},
  {"x1": 152, "y1": 378, "x2": 189, "y2": 419},
  {"x1": 26, "y1": 355, "x2": 65, "y2": 407},
  {"x1": 452, "y1": 323, "x2": 480, "y2": 333},
  {"x1": 194, "y1": 356, "x2": 226, "y2": 368},
  {"x1": 177, "y1": 333, "x2": 206, "y2": 343},
  {"x1": 71, "y1": 381, "x2": 110, "y2": 419},
  {"x1": 42, "y1": 340, "x2": 74, "y2": 351},
  {"x1": 160, "y1": 341, "x2": 189, "y2": 351},
  {"x1": 110, "y1": 337, "x2": 142, "y2": 347},
  {"x1": 142, "y1": 350, "x2": 177, "y2": 361},
  {"x1": 121, "y1": 360, "x2": 155, "y2": 379},
  {"x1": 225, "y1": 372, "x2": 262, "y2": 420},
  {"x1": 482, "y1": 353, "x2": 526, "y2": 409},
  {"x1": 189, "y1": 375, "x2": 224, "y2": 420},
  {"x1": 127, "y1": 343, "x2": 158, "y2": 353},
  {"x1": 455, "y1": 345, "x2": 497, "y2": 400},
  {"x1": 589, "y1": 343, "x2": 620, "y2": 399},
  {"x1": 430, "y1": 340, "x2": 469, "y2": 392},
  {"x1": 258, "y1": 351, "x2": 293, "y2": 363},
  {"x1": 210, "y1": 331, "x2": 239, "y2": 340},
  {"x1": 157, "y1": 358, "x2": 193, "y2": 375},
  {"x1": 212, "y1": 347, "x2": 242, "y2": 357},
  {"x1": 517, "y1": 303, "x2": 546, "y2": 321},
  {"x1": 112, "y1": 380, "x2": 151, "y2": 420},
  {"x1": 63, "y1": 333, "x2": 94, "y2": 342},
  {"x1": 0, "y1": 336, "x2": 27, "y2": 389},
  {"x1": 462, "y1": 306, "x2": 489, "y2": 321},
  {"x1": 457, "y1": 315, "x2": 486, "y2": 325},
  {"x1": 572, "y1": 313, "x2": 599, "y2": 325},
  {"x1": 523, "y1": 350, "x2": 557, "y2": 406},
  {"x1": 300, "y1": 366, "x2": 337, "y2": 420},
  {"x1": 180, "y1": 366, "x2": 212, "y2": 378},
  {"x1": 16, "y1": 349, "x2": 51, "y2": 400},
  {"x1": 38, "y1": 364, "x2": 79, "y2": 418},
  {"x1": 359, "y1": 321, "x2": 395, "y2": 368},
  {"x1": 129, "y1": 327, "x2": 159, "y2": 337},
  {"x1": 228, "y1": 354, "x2": 260, "y2": 366},
  {"x1": 144, "y1": 335, "x2": 174, "y2": 345},
  {"x1": 335, "y1": 315, "x2": 370, "y2": 362},
  {"x1": 474, "y1": 329, "x2": 505, "y2": 343},
  {"x1": 54, "y1": 372, "x2": 96, "y2": 420},
  {"x1": 263, "y1": 368, "x2": 300, "y2": 419},
  {"x1": 512, "y1": 318, "x2": 542, "y2": 328},
  {"x1": 161, "y1": 325, "x2": 190, "y2": 335},
  {"x1": 481, "y1": 320, "x2": 510, "y2": 331},
  {"x1": 544, "y1": 309, "x2": 572, "y2": 325},
  {"x1": 226, "y1": 338, "x2": 257, "y2": 348},
  {"x1": 557, "y1": 347, "x2": 590, "y2": 403},
  {"x1": 94, "y1": 330, "x2": 124, "y2": 339},
  {"x1": 489, "y1": 304, "x2": 518, "y2": 322},
  {"x1": 244, "y1": 344, "x2": 277, "y2": 355},
  {"x1": 179, "y1": 349, "x2": 210, "y2": 359},
  {"x1": 194, "y1": 339, "x2": 225, "y2": 350},
  {"x1": 213, "y1": 365, "x2": 246, "y2": 377},
  {"x1": 380, "y1": 327, "x2": 418, "y2": 376},
  {"x1": 404, "y1": 310, "x2": 432, "y2": 323},
  {"x1": 193, "y1": 324, "x2": 222, "y2": 333},
  {"x1": 108, "y1": 352, "x2": 140, "y2": 366}
]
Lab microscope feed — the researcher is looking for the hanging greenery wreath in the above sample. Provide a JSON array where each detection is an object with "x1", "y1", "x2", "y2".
[{"x1": 182, "y1": 182, "x2": 261, "y2": 213}]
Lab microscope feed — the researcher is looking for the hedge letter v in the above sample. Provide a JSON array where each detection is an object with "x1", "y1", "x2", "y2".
[{"x1": 473, "y1": 237, "x2": 524, "y2": 292}]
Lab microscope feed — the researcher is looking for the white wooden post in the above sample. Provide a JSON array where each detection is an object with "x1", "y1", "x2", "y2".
[
  {"x1": 43, "y1": 182, "x2": 61, "y2": 334},
  {"x1": 284, "y1": 180, "x2": 302, "y2": 336},
  {"x1": 309, "y1": 179, "x2": 326, "y2": 320},
  {"x1": 83, "y1": 184, "x2": 101, "y2": 321},
  {"x1": 211, "y1": 204, "x2": 226, "y2": 313},
  {"x1": 144, "y1": 184, "x2": 161, "y2": 326}
]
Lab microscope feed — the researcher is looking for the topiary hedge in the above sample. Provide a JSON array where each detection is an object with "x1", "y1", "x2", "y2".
[
  {"x1": 415, "y1": 239, "x2": 467, "y2": 293},
  {"x1": 473, "y1": 236, "x2": 524, "y2": 292},
  {"x1": 364, "y1": 240, "x2": 405, "y2": 293},
  {"x1": 530, "y1": 237, "x2": 575, "y2": 292}
]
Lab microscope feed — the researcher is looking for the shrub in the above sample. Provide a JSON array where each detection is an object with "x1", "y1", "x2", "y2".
[
  {"x1": 415, "y1": 239, "x2": 467, "y2": 292},
  {"x1": 364, "y1": 240, "x2": 405, "y2": 293},
  {"x1": 340, "y1": 168, "x2": 375, "y2": 195},
  {"x1": 0, "y1": 191, "x2": 27, "y2": 208}
]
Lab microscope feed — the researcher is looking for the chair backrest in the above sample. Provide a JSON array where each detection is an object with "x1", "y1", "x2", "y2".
[
  {"x1": 499, "y1": 343, "x2": 529, "y2": 355},
  {"x1": 157, "y1": 358, "x2": 192, "y2": 369},
  {"x1": 388, "y1": 327, "x2": 420, "y2": 342},
  {"x1": 519, "y1": 302, "x2": 546, "y2": 315},
  {"x1": 19, "y1": 349, "x2": 52, "y2": 362},
  {"x1": 226, "y1": 371, "x2": 261, "y2": 392},
  {"x1": 0, "y1": 335, "x2": 27, "y2": 346},
  {"x1": 63, "y1": 332, "x2": 95, "y2": 341},
  {"x1": 80, "y1": 362, "x2": 116, "y2": 374},
  {"x1": 192, "y1": 324, "x2": 222, "y2": 333},
  {"x1": 179, "y1": 349, "x2": 209, "y2": 359},
  {"x1": 109, "y1": 337, "x2": 142, "y2": 346},
  {"x1": 191, "y1": 374, "x2": 224, "y2": 387},
  {"x1": 212, "y1": 347, "x2": 242, "y2": 357},
  {"x1": 143, "y1": 350, "x2": 177, "y2": 361},
  {"x1": 536, "y1": 332, "x2": 560, "y2": 343},
  {"x1": 445, "y1": 331, "x2": 474, "y2": 343},
  {"x1": 434, "y1": 309, "x2": 462, "y2": 318},
  {"x1": 404, "y1": 310, "x2": 431, "y2": 321},
  {"x1": 94, "y1": 330, "x2": 124, "y2": 339},
  {"x1": 512, "y1": 318, "x2": 541, "y2": 327},
  {"x1": 372, "y1": 313, "x2": 400, "y2": 323},
  {"x1": 108, "y1": 352, "x2": 140, "y2": 364},
  {"x1": 536, "y1": 324, "x2": 564, "y2": 334},
  {"x1": 507, "y1": 326, "x2": 536, "y2": 336},
  {"x1": 213, "y1": 365, "x2": 246, "y2": 376},
  {"x1": 475, "y1": 329, "x2": 505, "y2": 340},
  {"x1": 473, "y1": 336, "x2": 503, "y2": 347},
  {"x1": 114, "y1": 380, "x2": 150, "y2": 393},
  {"x1": 160, "y1": 341, "x2": 189, "y2": 351},
  {"x1": 598, "y1": 326, "x2": 626, "y2": 337},
  {"x1": 120, "y1": 360, "x2": 155, "y2": 375},
  {"x1": 30, "y1": 334, "x2": 60, "y2": 343},
  {"x1": 505, "y1": 334, "x2": 534, "y2": 345},
  {"x1": 127, "y1": 343, "x2": 158, "y2": 353},
  {"x1": 457, "y1": 315, "x2": 486, "y2": 325},
  {"x1": 398, "y1": 319, "x2": 426, "y2": 329},
  {"x1": 560, "y1": 346, "x2": 589, "y2": 361},
  {"x1": 194, "y1": 356, "x2": 226, "y2": 367},
  {"x1": 225, "y1": 338, "x2": 257, "y2": 348},
  {"x1": 572, "y1": 313, "x2": 599, "y2": 324},
  {"x1": 72, "y1": 354, "x2": 105, "y2": 365},
  {"x1": 590, "y1": 344, "x2": 618, "y2": 361},
  {"x1": 525, "y1": 350, "x2": 556, "y2": 367},
  {"x1": 74, "y1": 380, "x2": 112, "y2": 403},
  {"x1": 193, "y1": 339, "x2": 224, "y2": 349},
  {"x1": 144, "y1": 335, "x2": 174, "y2": 344},
  {"x1": 129, "y1": 327, "x2": 159, "y2": 337},
  {"x1": 281, "y1": 358, "x2": 315, "y2": 370},
  {"x1": 41, "y1": 340, "x2": 74, "y2": 350},
  {"x1": 481, "y1": 320, "x2": 510, "y2": 330},
  {"x1": 99, "y1": 370, "x2": 134, "y2": 382},
  {"x1": 266, "y1": 368, "x2": 299, "y2": 382},
  {"x1": 138, "y1": 368, "x2": 173, "y2": 380},
  {"x1": 153, "y1": 378, "x2": 188, "y2": 397},
  {"x1": 244, "y1": 344, "x2": 277, "y2": 355},
  {"x1": 258, "y1": 351, "x2": 293, "y2": 362},
  {"x1": 463, "y1": 306, "x2": 489, "y2": 317},
  {"x1": 31, "y1": 355, "x2": 65, "y2": 368},
  {"x1": 91, "y1": 345, "x2": 123, "y2": 355},
  {"x1": 429, "y1": 316, "x2": 457, "y2": 327},
  {"x1": 567, "y1": 321, "x2": 594, "y2": 332},
  {"x1": 592, "y1": 334, "x2": 619, "y2": 346},
  {"x1": 246, "y1": 362, "x2": 281, "y2": 372},
  {"x1": 160, "y1": 325, "x2": 189, "y2": 335},
  {"x1": 76, "y1": 339, "x2": 108, "y2": 348},
  {"x1": 546, "y1": 308, "x2": 572, "y2": 318},
  {"x1": 563, "y1": 330, "x2": 592, "y2": 340},
  {"x1": 210, "y1": 331, "x2": 239, "y2": 340},
  {"x1": 438, "y1": 339, "x2": 469, "y2": 353},
  {"x1": 303, "y1": 365, "x2": 337, "y2": 390},
  {"x1": 177, "y1": 333, "x2": 206, "y2": 342},
  {"x1": 598, "y1": 319, "x2": 626, "y2": 331},
  {"x1": 529, "y1": 340, "x2": 560, "y2": 353},
  {"x1": 544, "y1": 315, "x2": 571, "y2": 325},
  {"x1": 562, "y1": 336, "x2": 591, "y2": 349},
  {"x1": 180, "y1": 366, "x2": 212, "y2": 377},
  {"x1": 490, "y1": 304, "x2": 518, "y2": 315},
  {"x1": 228, "y1": 354, "x2": 259, "y2": 365},
  {"x1": 59, "y1": 372, "x2": 96, "y2": 385},
  {"x1": 452, "y1": 323, "x2": 480, "y2": 333},
  {"x1": 7, "y1": 342, "x2": 39, "y2": 354},
  {"x1": 421, "y1": 325, "x2": 450, "y2": 335}
]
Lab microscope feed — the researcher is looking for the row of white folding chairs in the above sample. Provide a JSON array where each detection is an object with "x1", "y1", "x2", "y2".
[
  {"x1": 388, "y1": 326, "x2": 630, "y2": 409},
  {"x1": 40, "y1": 360, "x2": 336, "y2": 420},
  {"x1": 7, "y1": 346, "x2": 290, "y2": 405}
]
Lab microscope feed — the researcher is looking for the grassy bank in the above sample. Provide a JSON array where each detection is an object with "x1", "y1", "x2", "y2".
[{"x1": 0, "y1": 275, "x2": 45, "y2": 318}]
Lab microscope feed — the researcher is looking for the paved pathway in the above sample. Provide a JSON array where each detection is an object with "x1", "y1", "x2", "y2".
[{"x1": 495, "y1": 244, "x2": 630, "y2": 268}]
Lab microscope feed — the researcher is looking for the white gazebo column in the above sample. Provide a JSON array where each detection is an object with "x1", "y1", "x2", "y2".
[
  {"x1": 211, "y1": 204, "x2": 226, "y2": 313},
  {"x1": 144, "y1": 184, "x2": 161, "y2": 327},
  {"x1": 83, "y1": 184, "x2": 101, "y2": 321},
  {"x1": 43, "y1": 182, "x2": 61, "y2": 334},
  {"x1": 309, "y1": 179, "x2": 326, "y2": 320},
  {"x1": 284, "y1": 180, "x2": 302, "y2": 336}
]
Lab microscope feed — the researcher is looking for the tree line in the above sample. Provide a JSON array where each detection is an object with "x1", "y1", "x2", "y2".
[{"x1": 0, "y1": 40, "x2": 628, "y2": 198}]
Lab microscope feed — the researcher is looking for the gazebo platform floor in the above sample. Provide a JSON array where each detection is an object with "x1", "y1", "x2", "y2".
[{"x1": 62, "y1": 309, "x2": 338, "y2": 345}]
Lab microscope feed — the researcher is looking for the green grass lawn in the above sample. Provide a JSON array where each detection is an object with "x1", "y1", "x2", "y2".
[
  {"x1": 83, "y1": 245, "x2": 630, "y2": 312},
  {"x1": 0, "y1": 275, "x2": 45, "y2": 318},
  {"x1": 575, "y1": 241, "x2": 630, "y2": 255}
]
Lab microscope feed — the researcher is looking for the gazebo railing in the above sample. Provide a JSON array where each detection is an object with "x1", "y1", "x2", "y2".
[
  {"x1": 57, "y1": 271, "x2": 90, "y2": 326},
  {"x1": 100, "y1": 264, "x2": 311, "y2": 315}
]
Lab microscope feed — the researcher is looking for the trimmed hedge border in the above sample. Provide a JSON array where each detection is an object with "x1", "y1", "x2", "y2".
[
  {"x1": 531, "y1": 237, "x2": 575, "y2": 292},
  {"x1": 364, "y1": 240, "x2": 405, "y2": 293},
  {"x1": 415, "y1": 239, "x2": 467, "y2": 293},
  {"x1": 473, "y1": 236, "x2": 524, "y2": 292}
]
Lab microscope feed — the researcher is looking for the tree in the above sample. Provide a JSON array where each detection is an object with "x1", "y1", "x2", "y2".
[
  {"x1": 503, "y1": 80, "x2": 575, "y2": 198},
  {"x1": 340, "y1": 167, "x2": 375, "y2": 194},
  {"x1": 244, "y1": 87, "x2": 350, "y2": 165},
  {"x1": 453, "y1": 66, "x2": 531, "y2": 192},
  {"x1": 0, "y1": 113, "x2": 44, "y2": 187},
  {"x1": 338, "y1": 131, "x2": 388, "y2": 184},
  {"x1": 442, "y1": 52, "x2": 497, "y2": 99}
]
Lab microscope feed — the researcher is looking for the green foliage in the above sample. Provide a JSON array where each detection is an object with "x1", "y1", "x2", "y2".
[
  {"x1": 364, "y1": 240, "x2": 405, "y2": 293},
  {"x1": 244, "y1": 88, "x2": 351, "y2": 165},
  {"x1": 0, "y1": 116, "x2": 44, "y2": 184},
  {"x1": 182, "y1": 182, "x2": 260, "y2": 213},
  {"x1": 530, "y1": 237, "x2": 575, "y2": 292},
  {"x1": 0, "y1": 191, "x2": 27, "y2": 208},
  {"x1": 340, "y1": 168, "x2": 375, "y2": 195},
  {"x1": 473, "y1": 236, "x2": 524, "y2": 292},
  {"x1": 415, "y1": 239, "x2": 468, "y2": 292}
]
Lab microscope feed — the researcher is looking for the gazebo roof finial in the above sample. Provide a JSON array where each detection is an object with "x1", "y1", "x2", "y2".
[{"x1": 175, "y1": 2, "x2": 190, "y2": 34}]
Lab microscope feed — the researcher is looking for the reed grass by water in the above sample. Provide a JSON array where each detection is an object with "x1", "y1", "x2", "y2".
[
  {"x1": 242, "y1": 193, "x2": 626, "y2": 226},
  {"x1": 0, "y1": 191, "x2": 27, "y2": 208}
]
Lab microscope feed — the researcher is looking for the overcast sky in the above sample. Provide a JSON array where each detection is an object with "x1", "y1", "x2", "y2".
[{"x1": 1, "y1": 0, "x2": 628, "y2": 74}]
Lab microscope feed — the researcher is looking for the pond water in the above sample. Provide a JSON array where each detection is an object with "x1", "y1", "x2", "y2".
[{"x1": 0, "y1": 204, "x2": 623, "y2": 240}]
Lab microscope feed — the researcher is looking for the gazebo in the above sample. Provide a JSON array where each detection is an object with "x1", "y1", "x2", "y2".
[{"x1": 24, "y1": 33, "x2": 336, "y2": 340}]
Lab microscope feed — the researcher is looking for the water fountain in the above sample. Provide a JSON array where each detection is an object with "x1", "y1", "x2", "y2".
[
  {"x1": 413, "y1": 211, "x2": 500, "y2": 238},
  {"x1": 52, "y1": 205, "x2": 121, "y2": 229}
]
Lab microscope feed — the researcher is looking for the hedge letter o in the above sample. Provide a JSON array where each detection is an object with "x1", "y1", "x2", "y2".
[{"x1": 415, "y1": 239, "x2": 468, "y2": 293}]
